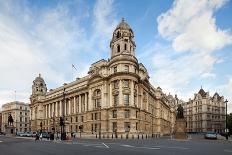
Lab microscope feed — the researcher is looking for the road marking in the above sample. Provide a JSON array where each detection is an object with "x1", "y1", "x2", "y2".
[
  {"x1": 121, "y1": 144, "x2": 135, "y2": 148},
  {"x1": 224, "y1": 149, "x2": 232, "y2": 153},
  {"x1": 121, "y1": 144, "x2": 160, "y2": 150},
  {"x1": 0, "y1": 141, "x2": 2, "y2": 143},
  {"x1": 167, "y1": 146, "x2": 189, "y2": 150},
  {"x1": 102, "y1": 143, "x2": 109, "y2": 148}
]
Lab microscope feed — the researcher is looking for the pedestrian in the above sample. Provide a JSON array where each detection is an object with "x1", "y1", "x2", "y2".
[
  {"x1": 39, "y1": 133, "x2": 43, "y2": 141},
  {"x1": 35, "y1": 133, "x2": 39, "y2": 142}
]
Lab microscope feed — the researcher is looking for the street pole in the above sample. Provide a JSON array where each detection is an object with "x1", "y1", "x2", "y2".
[{"x1": 225, "y1": 99, "x2": 228, "y2": 133}]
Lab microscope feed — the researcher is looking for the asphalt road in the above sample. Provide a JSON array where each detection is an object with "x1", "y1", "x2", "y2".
[{"x1": 0, "y1": 135, "x2": 232, "y2": 155}]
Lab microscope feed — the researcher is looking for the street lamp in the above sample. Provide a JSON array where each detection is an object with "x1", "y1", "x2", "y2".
[
  {"x1": 40, "y1": 121, "x2": 42, "y2": 133},
  {"x1": 60, "y1": 88, "x2": 66, "y2": 140},
  {"x1": 225, "y1": 99, "x2": 228, "y2": 133}
]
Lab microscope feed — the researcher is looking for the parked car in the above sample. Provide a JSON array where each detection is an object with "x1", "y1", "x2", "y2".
[
  {"x1": 41, "y1": 132, "x2": 50, "y2": 139},
  {"x1": 205, "y1": 131, "x2": 217, "y2": 140},
  {"x1": 0, "y1": 131, "x2": 6, "y2": 135}
]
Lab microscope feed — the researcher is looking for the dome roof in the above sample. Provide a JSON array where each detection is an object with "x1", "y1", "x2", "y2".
[
  {"x1": 34, "y1": 74, "x2": 45, "y2": 82},
  {"x1": 115, "y1": 18, "x2": 133, "y2": 32}
]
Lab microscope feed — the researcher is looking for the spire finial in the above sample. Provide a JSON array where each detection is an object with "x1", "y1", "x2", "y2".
[
  {"x1": 201, "y1": 85, "x2": 202, "y2": 89},
  {"x1": 39, "y1": 73, "x2": 41, "y2": 77},
  {"x1": 122, "y1": 17, "x2": 125, "y2": 22}
]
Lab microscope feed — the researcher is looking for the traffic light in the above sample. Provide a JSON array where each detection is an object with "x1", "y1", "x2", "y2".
[{"x1": 60, "y1": 117, "x2": 64, "y2": 126}]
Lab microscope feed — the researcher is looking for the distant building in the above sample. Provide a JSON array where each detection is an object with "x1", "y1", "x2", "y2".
[
  {"x1": 29, "y1": 19, "x2": 178, "y2": 138},
  {"x1": 183, "y1": 88, "x2": 226, "y2": 133},
  {"x1": 1, "y1": 101, "x2": 30, "y2": 133}
]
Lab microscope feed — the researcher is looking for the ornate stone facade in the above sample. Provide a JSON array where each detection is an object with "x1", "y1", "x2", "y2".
[
  {"x1": 29, "y1": 19, "x2": 177, "y2": 138},
  {"x1": 183, "y1": 88, "x2": 226, "y2": 133},
  {"x1": 1, "y1": 101, "x2": 30, "y2": 133}
]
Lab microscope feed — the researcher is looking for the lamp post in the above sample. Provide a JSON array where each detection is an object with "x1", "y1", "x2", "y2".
[
  {"x1": 225, "y1": 99, "x2": 228, "y2": 133},
  {"x1": 60, "y1": 88, "x2": 66, "y2": 140},
  {"x1": 40, "y1": 121, "x2": 42, "y2": 134}
]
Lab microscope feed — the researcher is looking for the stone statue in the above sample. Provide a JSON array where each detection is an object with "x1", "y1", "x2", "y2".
[
  {"x1": 176, "y1": 104, "x2": 184, "y2": 119},
  {"x1": 8, "y1": 114, "x2": 14, "y2": 126}
]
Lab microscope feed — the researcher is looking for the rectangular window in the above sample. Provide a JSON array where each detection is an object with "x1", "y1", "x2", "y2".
[
  {"x1": 94, "y1": 124, "x2": 97, "y2": 132},
  {"x1": 114, "y1": 66, "x2": 117, "y2": 73},
  {"x1": 113, "y1": 110, "x2": 117, "y2": 118},
  {"x1": 20, "y1": 112, "x2": 22, "y2": 115},
  {"x1": 114, "y1": 95, "x2": 119, "y2": 106},
  {"x1": 124, "y1": 122, "x2": 130, "y2": 132},
  {"x1": 25, "y1": 118, "x2": 27, "y2": 122},
  {"x1": 20, "y1": 117, "x2": 22, "y2": 122},
  {"x1": 76, "y1": 116, "x2": 78, "y2": 122},
  {"x1": 136, "y1": 122, "x2": 138, "y2": 130},
  {"x1": 81, "y1": 116, "x2": 84, "y2": 122},
  {"x1": 124, "y1": 65, "x2": 129, "y2": 72},
  {"x1": 123, "y1": 80, "x2": 129, "y2": 88},
  {"x1": 95, "y1": 113, "x2": 98, "y2": 120},
  {"x1": 113, "y1": 122, "x2": 117, "y2": 132},
  {"x1": 124, "y1": 94, "x2": 129, "y2": 106},
  {"x1": 136, "y1": 111, "x2": 138, "y2": 118},
  {"x1": 92, "y1": 113, "x2": 94, "y2": 120},
  {"x1": 125, "y1": 110, "x2": 130, "y2": 118},
  {"x1": 25, "y1": 113, "x2": 27, "y2": 115}
]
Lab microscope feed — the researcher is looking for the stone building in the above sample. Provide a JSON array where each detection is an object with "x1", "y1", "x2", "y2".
[
  {"x1": 29, "y1": 19, "x2": 177, "y2": 138},
  {"x1": 183, "y1": 88, "x2": 226, "y2": 133},
  {"x1": 1, "y1": 101, "x2": 30, "y2": 133}
]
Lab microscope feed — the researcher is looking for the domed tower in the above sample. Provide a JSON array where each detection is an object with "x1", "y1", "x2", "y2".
[
  {"x1": 31, "y1": 73, "x2": 47, "y2": 97},
  {"x1": 110, "y1": 18, "x2": 136, "y2": 58}
]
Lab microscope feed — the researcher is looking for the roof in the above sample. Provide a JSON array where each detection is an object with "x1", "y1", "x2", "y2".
[
  {"x1": 198, "y1": 88, "x2": 207, "y2": 97},
  {"x1": 115, "y1": 18, "x2": 133, "y2": 32}
]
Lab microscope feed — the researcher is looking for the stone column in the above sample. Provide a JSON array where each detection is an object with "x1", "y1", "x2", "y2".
[
  {"x1": 79, "y1": 95, "x2": 82, "y2": 113},
  {"x1": 74, "y1": 97, "x2": 76, "y2": 114},
  {"x1": 59, "y1": 101, "x2": 62, "y2": 117},
  {"x1": 85, "y1": 93, "x2": 88, "y2": 112},
  {"x1": 109, "y1": 83, "x2": 112, "y2": 107},
  {"x1": 119, "y1": 80, "x2": 123, "y2": 105},
  {"x1": 131, "y1": 80, "x2": 134, "y2": 106},
  {"x1": 88, "y1": 89, "x2": 92, "y2": 111},
  {"x1": 64, "y1": 100, "x2": 66, "y2": 116},
  {"x1": 68, "y1": 99, "x2": 71, "y2": 115},
  {"x1": 48, "y1": 104, "x2": 51, "y2": 118}
]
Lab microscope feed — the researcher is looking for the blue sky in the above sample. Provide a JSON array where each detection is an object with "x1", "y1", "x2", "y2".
[{"x1": 0, "y1": 0, "x2": 232, "y2": 112}]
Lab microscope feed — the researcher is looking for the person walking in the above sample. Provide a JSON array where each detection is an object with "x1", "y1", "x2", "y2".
[{"x1": 35, "y1": 133, "x2": 39, "y2": 142}]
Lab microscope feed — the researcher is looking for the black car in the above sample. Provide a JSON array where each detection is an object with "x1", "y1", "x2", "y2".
[
  {"x1": 41, "y1": 132, "x2": 50, "y2": 138},
  {"x1": 0, "y1": 131, "x2": 6, "y2": 135}
]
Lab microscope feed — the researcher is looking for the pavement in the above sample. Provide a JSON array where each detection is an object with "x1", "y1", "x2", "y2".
[{"x1": 0, "y1": 134, "x2": 232, "y2": 155}]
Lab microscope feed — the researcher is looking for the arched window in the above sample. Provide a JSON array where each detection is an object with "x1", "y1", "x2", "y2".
[
  {"x1": 93, "y1": 89, "x2": 101, "y2": 108},
  {"x1": 117, "y1": 31, "x2": 121, "y2": 38},
  {"x1": 124, "y1": 44, "x2": 127, "y2": 50},
  {"x1": 117, "y1": 45, "x2": 120, "y2": 53}
]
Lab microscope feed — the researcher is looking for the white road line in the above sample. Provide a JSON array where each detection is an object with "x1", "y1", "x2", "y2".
[
  {"x1": 224, "y1": 149, "x2": 232, "y2": 153},
  {"x1": 121, "y1": 144, "x2": 135, "y2": 148},
  {"x1": 121, "y1": 144, "x2": 160, "y2": 150},
  {"x1": 0, "y1": 141, "x2": 2, "y2": 143},
  {"x1": 167, "y1": 146, "x2": 189, "y2": 150},
  {"x1": 102, "y1": 143, "x2": 109, "y2": 148}
]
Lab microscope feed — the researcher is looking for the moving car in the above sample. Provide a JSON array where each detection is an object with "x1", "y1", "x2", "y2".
[{"x1": 204, "y1": 131, "x2": 217, "y2": 140}]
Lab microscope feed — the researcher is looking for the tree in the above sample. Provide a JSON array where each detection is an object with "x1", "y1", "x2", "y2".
[{"x1": 227, "y1": 113, "x2": 232, "y2": 135}]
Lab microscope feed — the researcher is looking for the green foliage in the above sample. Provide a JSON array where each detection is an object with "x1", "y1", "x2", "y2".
[{"x1": 227, "y1": 113, "x2": 232, "y2": 134}]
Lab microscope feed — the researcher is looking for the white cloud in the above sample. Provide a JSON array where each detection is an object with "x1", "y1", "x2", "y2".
[
  {"x1": 92, "y1": 0, "x2": 118, "y2": 52},
  {"x1": 0, "y1": 0, "x2": 117, "y2": 109},
  {"x1": 149, "y1": 0, "x2": 232, "y2": 102}
]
